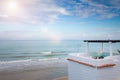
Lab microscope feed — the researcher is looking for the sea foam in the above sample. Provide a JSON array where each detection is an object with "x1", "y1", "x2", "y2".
[{"x1": 0, "y1": 58, "x2": 67, "y2": 72}]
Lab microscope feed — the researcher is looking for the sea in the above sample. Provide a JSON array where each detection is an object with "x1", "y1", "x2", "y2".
[
  {"x1": 0, "y1": 40, "x2": 120, "y2": 70},
  {"x1": 0, "y1": 40, "x2": 84, "y2": 61}
]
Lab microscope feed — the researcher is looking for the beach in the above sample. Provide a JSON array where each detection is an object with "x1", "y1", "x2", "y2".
[
  {"x1": 0, "y1": 40, "x2": 80, "y2": 80},
  {"x1": 0, "y1": 59, "x2": 68, "y2": 80},
  {"x1": 0, "y1": 40, "x2": 119, "y2": 80}
]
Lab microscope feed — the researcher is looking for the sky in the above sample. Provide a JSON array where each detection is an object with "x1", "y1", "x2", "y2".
[{"x1": 0, "y1": 0, "x2": 120, "y2": 40}]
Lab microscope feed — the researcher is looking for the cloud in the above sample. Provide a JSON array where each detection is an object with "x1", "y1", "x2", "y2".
[
  {"x1": 57, "y1": 0, "x2": 120, "y2": 19},
  {"x1": 0, "y1": 0, "x2": 69, "y2": 25},
  {"x1": 0, "y1": 0, "x2": 119, "y2": 25},
  {"x1": 80, "y1": 0, "x2": 119, "y2": 19}
]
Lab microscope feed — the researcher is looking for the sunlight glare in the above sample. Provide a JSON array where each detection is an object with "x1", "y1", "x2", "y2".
[
  {"x1": 51, "y1": 35, "x2": 61, "y2": 43},
  {"x1": 8, "y1": 1, "x2": 18, "y2": 11}
]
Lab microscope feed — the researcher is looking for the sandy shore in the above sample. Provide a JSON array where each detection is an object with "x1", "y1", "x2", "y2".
[
  {"x1": 0, "y1": 59, "x2": 68, "y2": 80},
  {"x1": 53, "y1": 76, "x2": 68, "y2": 80}
]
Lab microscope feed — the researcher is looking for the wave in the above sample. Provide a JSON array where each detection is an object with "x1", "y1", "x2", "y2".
[
  {"x1": 0, "y1": 58, "x2": 60, "y2": 64},
  {"x1": 41, "y1": 51, "x2": 53, "y2": 55},
  {"x1": 10, "y1": 55, "x2": 36, "y2": 58},
  {"x1": 0, "y1": 51, "x2": 68, "y2": 62},
  {"x1": 0, "y1": 51, "x2": 68, "y2": 55},
  {"x1": 0, "y1": 58, "x2": 67, "y2": 71}
]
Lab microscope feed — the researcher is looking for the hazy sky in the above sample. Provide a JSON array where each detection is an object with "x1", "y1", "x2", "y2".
[{"x1": 0, "y1": 0, "x2": 120, "y2": 40}]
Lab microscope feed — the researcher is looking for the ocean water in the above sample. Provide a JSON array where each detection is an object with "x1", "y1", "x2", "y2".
[
  {"x1": 0, "y1": 40, "x2": 82, "y2": 61},
  {"x1": 0, "y1": 40, "x2": 120, "y2": 61},
  {"x1": 0, "y1": 40, "x2": 120, "y2": 70},
  {"x1": 0, "y1": 40, "x2": 82, "y2": 70}
]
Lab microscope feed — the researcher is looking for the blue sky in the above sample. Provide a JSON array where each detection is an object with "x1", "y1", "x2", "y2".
[{"x1": 0, "y1": 0, "x2": 120, "y2": 40}]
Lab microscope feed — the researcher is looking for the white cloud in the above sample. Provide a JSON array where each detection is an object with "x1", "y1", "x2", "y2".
[
  {"x1": 58, "y1": 0, "x2": 120, "y2": 19},
  {"x1": 0, "y1": 0, "x2": 69, "y2": 25},
  {"x1": 109, "y1": 0, "x2": 120, "y2": 9}
]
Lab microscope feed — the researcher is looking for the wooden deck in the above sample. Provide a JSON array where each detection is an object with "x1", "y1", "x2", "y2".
[{"x1": 67, "y1": 58, "x2": 116, "y2": 68}]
